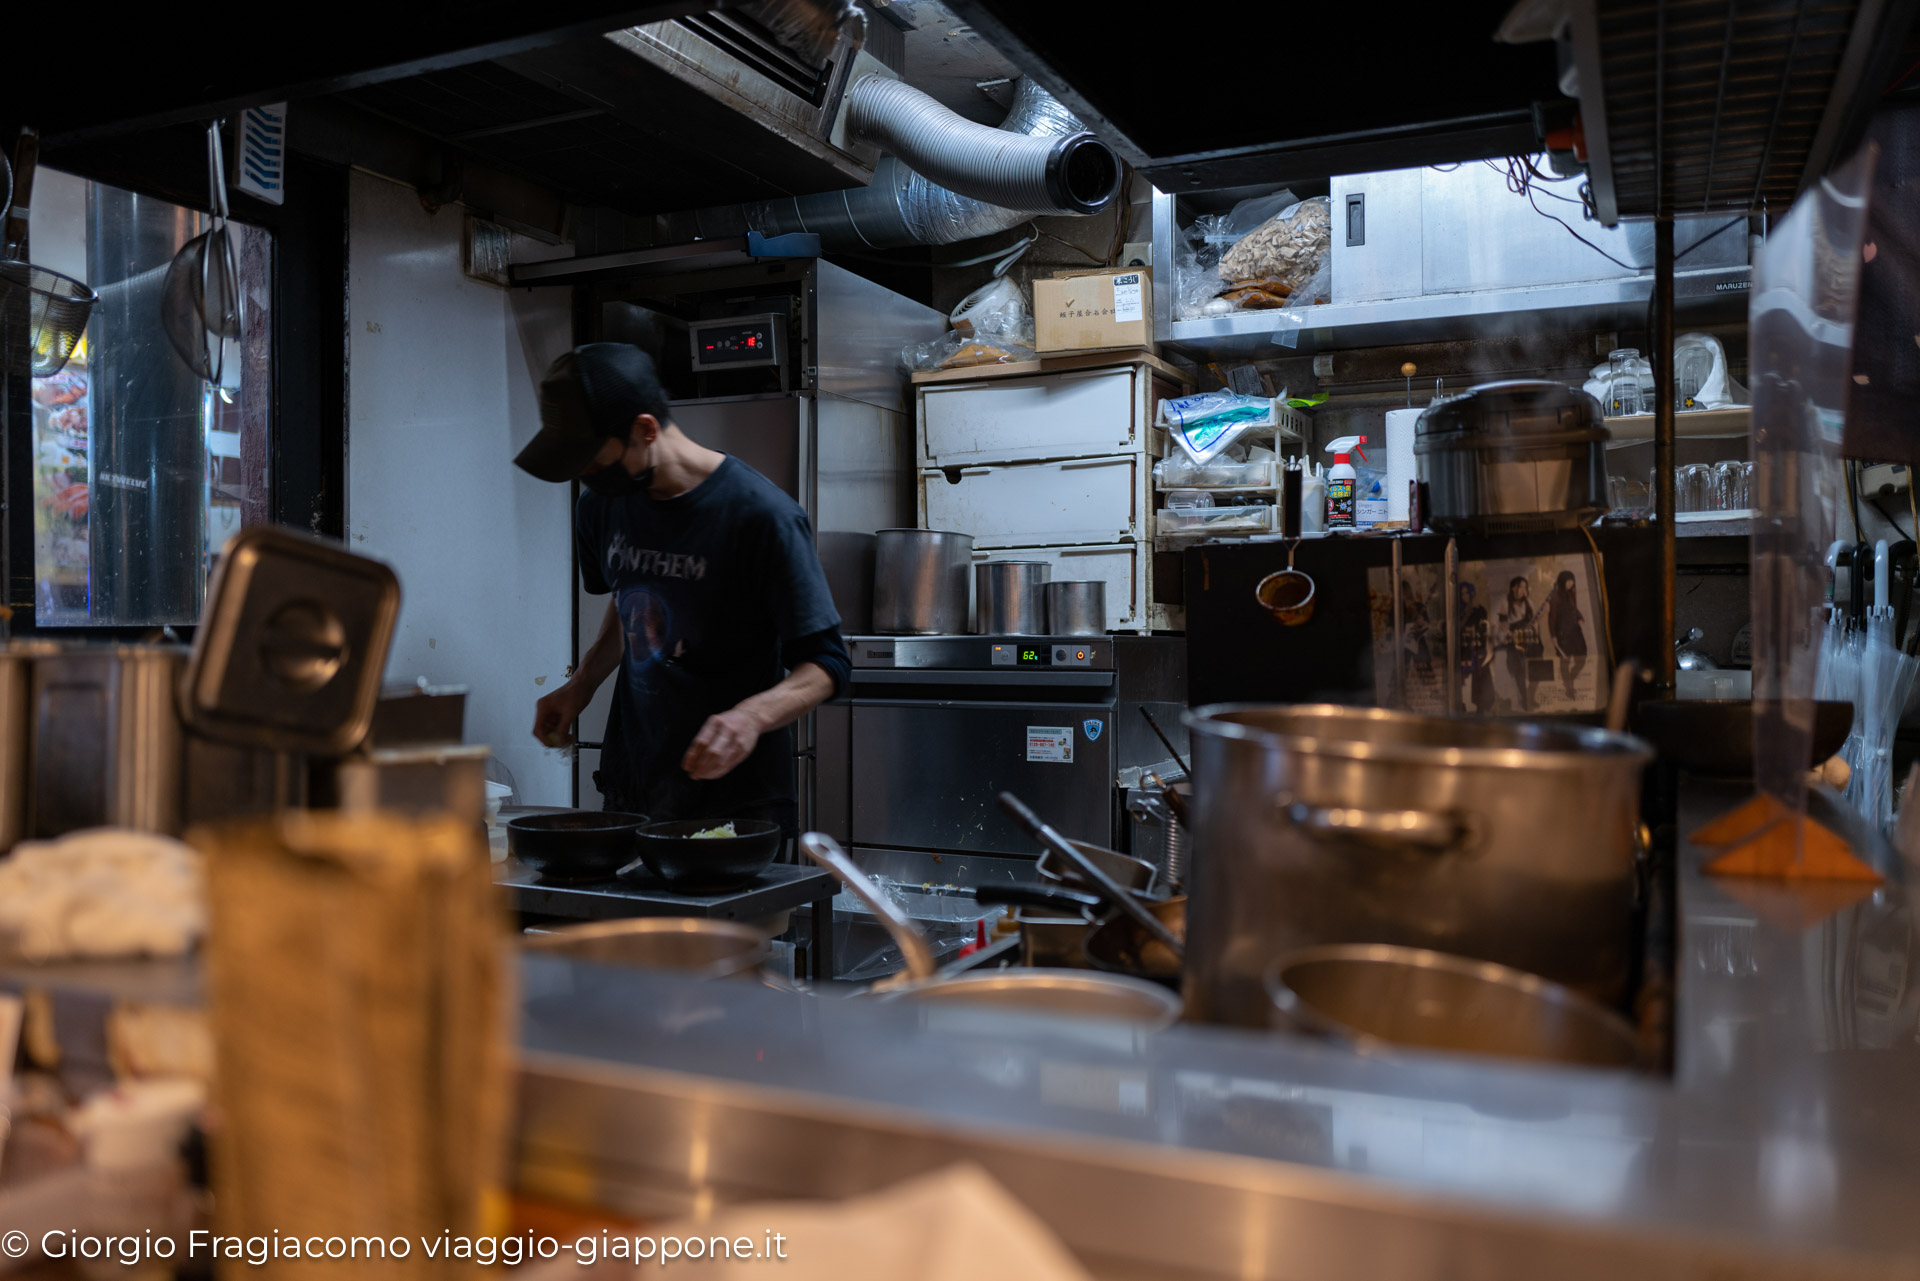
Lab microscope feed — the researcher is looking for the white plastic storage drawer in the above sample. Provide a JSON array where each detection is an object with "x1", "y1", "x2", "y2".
[
  {"x1": 973, "y1": 542, "x2": 1147, "y2": 632},
  {"x1": 921, "y1": 455, "x2": 1142, "y2": 548},
  {"x1": 920, "y1": 367, "x2": 1137, "y2": 466}
]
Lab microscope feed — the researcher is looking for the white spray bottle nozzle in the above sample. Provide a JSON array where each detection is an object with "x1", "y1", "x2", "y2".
[{"x1": 1326, "y1": 435, "x2": 1368, "y2": 464}]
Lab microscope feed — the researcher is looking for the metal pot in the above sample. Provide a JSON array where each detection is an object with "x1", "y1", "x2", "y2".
[
  {"x1": 29, "y1": 644, "x2": 188, "y2": 838},
  {"x1": 0, "y1": 642, "x2": 58, "y2": 851},
  {"x1": 974, "y1": 561, "x2": 1050, "y2": 635},
  {"x1": 1266, "y1": 944, "x2": 1642, "y2": 1070},
  {"x1": 1415, "y1": 380, "x2": 1609, "y2": 533},
  {"x1": 522, "y1": 917, "x2": 769, "y2": 980},
  {"x1": 872, "y1": 529, "x2": 974, "y2": 635},
  {"x1": 1182, "y1": 703, "x2": 1651, "y2": 1026},
  {"x1": 1044, "y1": 581, "x2": 1106, "y2": 637}
]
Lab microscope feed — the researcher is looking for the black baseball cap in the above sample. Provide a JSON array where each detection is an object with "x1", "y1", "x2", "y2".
[{"x1": 513, "y1": 343, "x2": 674, "y2": 483}]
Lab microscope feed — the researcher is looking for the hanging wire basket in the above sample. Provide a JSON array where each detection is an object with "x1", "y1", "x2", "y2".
[{"x1": 0, "y1": 259, "x2": 97, "y2": 378}]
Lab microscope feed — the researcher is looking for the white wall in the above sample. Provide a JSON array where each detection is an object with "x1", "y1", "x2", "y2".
[{"x1": 346, "y1": 171, "x2": 576, "y2": 805}]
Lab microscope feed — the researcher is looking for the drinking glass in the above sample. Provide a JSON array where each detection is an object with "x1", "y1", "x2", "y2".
[
  {"x1": 1677, "y1": 463, "x2": 1711, "y2": 513},
  {"x1": 1607, "y1": 349, "x2": 1644, "y2": 417},
  {"x1": 1714, "y1": 459, "x2": 1748, "y2": 511}
]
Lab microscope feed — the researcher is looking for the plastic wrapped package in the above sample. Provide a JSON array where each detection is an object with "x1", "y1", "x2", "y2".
[
  {"x1": 1156, "y1": 391, "x2": 1277, "y2": 463},
  {"x1": 950, "y1": 275, "x2": 1028, "y2": 336},
  {"x1": 903, "y1": 275, "x2": 1037, "y2": 371},
  {"x1": 1176, "y1": 193, "x2": 1331, "y2": 321},
  {"x1": 902, "y1": 322, "x2": 1037, "y2": 372}
]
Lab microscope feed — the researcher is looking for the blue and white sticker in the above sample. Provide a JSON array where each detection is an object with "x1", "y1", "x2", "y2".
[{"x1": 1082, "y1": 718, "x2": 1104, "y2": 742}]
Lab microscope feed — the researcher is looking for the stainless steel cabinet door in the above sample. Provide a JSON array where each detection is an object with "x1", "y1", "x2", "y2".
[{"x1": 850, "y1": 700, "x2": 1112, "y2": 854}]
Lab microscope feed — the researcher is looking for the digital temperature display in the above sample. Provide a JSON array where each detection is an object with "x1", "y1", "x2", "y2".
[
  {"x1": 1017, "y1": 646, "x2": 1049, "y2": 666},
  {"x1": 689, "y1": 314, "x2": 783, "y2": 371}
]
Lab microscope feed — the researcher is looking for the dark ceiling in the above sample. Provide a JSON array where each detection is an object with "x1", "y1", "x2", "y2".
[
  {"x1": 944, "y1": 0, "x2": 1564, "y2": 188},
  {"x1": 3, "y1": 2, "x2": 715, "y2": 145}
]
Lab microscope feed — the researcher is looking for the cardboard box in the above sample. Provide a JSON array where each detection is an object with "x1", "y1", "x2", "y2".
[{"x1": 1035, "y1": 268, "x2": 1152, "y2": 353}]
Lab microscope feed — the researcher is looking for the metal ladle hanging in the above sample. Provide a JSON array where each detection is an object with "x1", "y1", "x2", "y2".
[
  {"x1": 1254, "y1": 540, "x2": 1315, "y2": 625},
  {"x1": 160, "y1": 120, "x2": 241, "y2": 383}
]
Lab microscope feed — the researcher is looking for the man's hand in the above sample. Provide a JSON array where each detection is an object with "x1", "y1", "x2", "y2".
[
  {"x1": 682, "y1": 707, "x2": 764, "y2": 780},
  {"x1": 532, "y1": 684, "x2": 590, "y2": 747}
]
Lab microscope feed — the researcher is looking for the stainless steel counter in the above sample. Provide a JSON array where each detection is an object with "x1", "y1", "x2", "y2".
[{"x1": 514, "y1": 777, "x2": 1920, "y2": 1278}]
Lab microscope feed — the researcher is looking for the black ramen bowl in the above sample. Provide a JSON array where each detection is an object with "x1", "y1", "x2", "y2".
[
  {"x1": 1634, "y1": 699, "x2": 1854, "y2": 779},
  {"x1": 506, "y1": 810, "x2": 649, "y2": 884},
  {"x1": 631, "y1": 819, "x2": 783, "y2": 893}
]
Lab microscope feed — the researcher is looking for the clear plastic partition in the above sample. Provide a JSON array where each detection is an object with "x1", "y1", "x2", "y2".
[{"x1": 1748, "y1": 147, "x2": 1877, "y2": 815}]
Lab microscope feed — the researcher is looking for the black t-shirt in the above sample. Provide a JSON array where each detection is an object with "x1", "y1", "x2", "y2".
[{"x1": 577, "y1": 456, "x2": 841, "y2": 822}]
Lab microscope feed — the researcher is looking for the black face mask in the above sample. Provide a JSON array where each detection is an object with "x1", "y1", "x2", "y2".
[{"x1": 580, "y1": 463, "x2": 654, "y2": 497}]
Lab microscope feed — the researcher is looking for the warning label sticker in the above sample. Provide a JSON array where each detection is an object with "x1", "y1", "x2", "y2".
[
  {"x1": 1026, "y1": 726, "x2": 1074, "y2": 763},
  {"x1": 1111, "y1": 272, "x2": 1143, "y2": 323}
]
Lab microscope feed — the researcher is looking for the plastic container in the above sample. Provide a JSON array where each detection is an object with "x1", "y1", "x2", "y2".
[
  {"x1": 1157, "y1": 506, "x2": 1277, "y2": 538},
  {"x1": 1153, "y1": 456, "x2": 1277, "y2": 489},
  {"x1": 1301, "y1": 465, "x2": 1327, "y2": 534}
]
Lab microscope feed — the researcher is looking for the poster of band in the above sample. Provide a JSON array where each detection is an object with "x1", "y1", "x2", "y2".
[{"x1": 1366, "y1": 553, "x2": 1607, "y2": 716}]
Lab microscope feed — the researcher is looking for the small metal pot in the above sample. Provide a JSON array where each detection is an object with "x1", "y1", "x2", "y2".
[
  {"x1": 1254, "y1": 541, "x2": 1314, "y2": 626},
  {"x1": 974, "y1": 561, "x2": 1050, "y2": 635},
  {"x1": 872, "y1": 529, "x2": 974, "y2": 635},
  {"x1": 522, "y1": 918, "x2": 770, "y2": 980},
  {"x1": 1044, "y1": 581, "x2": 1106, "y2": 637},
  {"x1": 1266, "y1": 943, "x2": 1641, "y2": 1070},
  {"x1": 1084, "y1": 895, "x2": 1186, "y2": 987}
]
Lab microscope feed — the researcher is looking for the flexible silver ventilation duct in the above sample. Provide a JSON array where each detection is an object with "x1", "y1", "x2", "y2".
[{"x1": 733, "y1": 77, "x2": 1120, "y2": 248}]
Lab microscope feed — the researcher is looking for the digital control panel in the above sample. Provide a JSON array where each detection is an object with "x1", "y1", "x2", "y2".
[
  {"x1": 990, "y1": 643, "x2": 1093, "y2": 668},
  {"x1": 689, "y1": 313, "x2": 784, "y2": 371}
]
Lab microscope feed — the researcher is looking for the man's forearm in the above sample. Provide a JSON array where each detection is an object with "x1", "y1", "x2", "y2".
[
  {"x1": 569, "y1": 602, "x2": 624, "y2": 697},
  {"x1": 732, "y1": 661, "x2": 834, "y2": 734}
]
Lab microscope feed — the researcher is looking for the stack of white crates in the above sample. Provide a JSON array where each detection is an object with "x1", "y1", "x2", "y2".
[{"x1": 913, "y1": 351, "x2": 1191, "y2": 633}]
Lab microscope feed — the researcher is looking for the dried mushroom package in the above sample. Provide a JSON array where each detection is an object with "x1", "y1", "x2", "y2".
[{"x1": 1175, "y1": 192, "x2": 1332, "y2": 319}]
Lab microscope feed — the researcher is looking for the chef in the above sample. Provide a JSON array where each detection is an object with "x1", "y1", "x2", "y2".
[{"x1": 514, "y1": 343, "x2": 849, "y2": 837}]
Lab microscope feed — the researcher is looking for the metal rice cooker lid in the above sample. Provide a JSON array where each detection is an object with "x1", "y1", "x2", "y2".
[
  {"x1": 183, "y1": 526, "x2": 401, "y2": 756},
  {"x1": 1415, "y1": 380, "x2": 1606, "y2": 451}
]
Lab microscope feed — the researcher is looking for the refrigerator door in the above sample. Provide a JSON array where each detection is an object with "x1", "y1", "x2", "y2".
[{"x1": 671, "y1": 395, "x2": 803, "y2": 499}]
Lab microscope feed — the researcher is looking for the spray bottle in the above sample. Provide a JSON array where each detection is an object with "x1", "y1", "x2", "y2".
[{"x1": 1324, "y1": 436, "x2": 1368, "y2": 529}]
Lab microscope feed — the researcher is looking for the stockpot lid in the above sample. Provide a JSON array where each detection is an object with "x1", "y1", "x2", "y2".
[
  {"x1": 1183, "y1": 703, "x2": 1651, "y2": 771},
  {"x1": 1415, "y1": 380, "x2": 1606, "y2": 449},
  {"x1": 183, "y1": 526, "x2": 401, "y2": 756}
]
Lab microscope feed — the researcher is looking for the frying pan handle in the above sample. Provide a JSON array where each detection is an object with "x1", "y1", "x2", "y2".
[
  {"x1": 799, "y1": 832, "x2": 938, "y2": 983},
  {"x1": 1278, "y1": 798, "x2": 1471, "y2": 852},
  {"x1": 974, "y1": 882, "x2": 1102, "y2": 916}
]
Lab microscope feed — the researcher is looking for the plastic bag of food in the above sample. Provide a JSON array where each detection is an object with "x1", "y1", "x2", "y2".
[
  {"x1": 1173, "y1": 224, "x2": 1227, "y2": 320},
  {"x1": 1219, "y1": 196, "x2": 1330, "y2": 304},
  {"x1": 901, "y1": 320, "x2": 1037, "y2": 372}
]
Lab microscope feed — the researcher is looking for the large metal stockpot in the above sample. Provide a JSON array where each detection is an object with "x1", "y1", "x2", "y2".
[
  {"x1": 1181, "y1": 704, "x2": 1651, "y2": 1026},
  {"x1": 1415, "y1": 380, "x2": 1609, "y2": 533},
  {"x1": 872, "y1": 529, "x2": 974, "y2": 635}
]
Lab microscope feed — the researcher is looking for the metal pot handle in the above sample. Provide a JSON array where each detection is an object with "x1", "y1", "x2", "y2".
[{"x1": 1277, "y1": 799, "x2": 1472, "y2": 852}]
